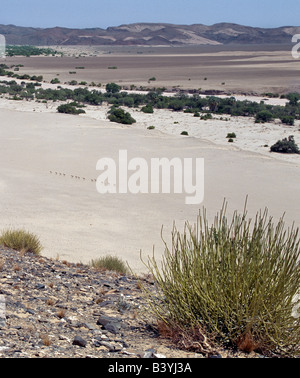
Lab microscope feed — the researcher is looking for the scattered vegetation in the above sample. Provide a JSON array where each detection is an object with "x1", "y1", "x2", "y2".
[
  {"x1": 90, "y1": 255, "x2": 128, "y2": 274},
  {"x1": 0, "y1": 229, "x2": 43, "y2": 255},
  {"x1": 0, "y1": 79, "x2": 299, "y2": 128},
  {"x1": 270, "y1": 135, "x2": 300, "y2": 154},
  {"x1": 141, "y1": 201, "x2": 300, "y2": 357}
]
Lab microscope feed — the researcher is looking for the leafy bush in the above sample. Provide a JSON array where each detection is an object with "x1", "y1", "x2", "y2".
[
  {"x1": 90, "y1": 255, "x2": 128, "y2": 274},
  {"x1": 280, "y1": 115, "x2": 295, "y2": 126},
  {"x1": 106, "y1": 82, "x2": 121, "y2": 94},
  {"x1": 226, "y1": 132, "x2": 237, "y2": 139},
  {"x1": 0, "y1": 229, "x2": 43, "y2": 255},
  {"x1": 255, "y1": 110, "x2": 273, "y2": 123},
  {"x1": 68, "y1": 80, "x2": 78, "y2": 86},
  {"x1": 141, "y1": 202, "x2": 300, "y2": 357},
  {"x1": 287, "y1": 93, "x2": 300, "y2": 106},
  {"x1": 141, "y1": 104, "x2": 154, "y2": 113},
  {"x1": 270, "y1": 136, "x2": 300, "y2": 154},
  {"x1": 51, "y1": 78, "x2": 60, "y2": 84},
  {"x1": 181, "y1": 131, "x2": 189, "y2": 136},
  {"x1": 200, "y1": 113, "x2": 212, "y2": 121},
  {"x1": 108, "y1": 107, "x2": 136, "y2": 125},
  {"x1": 57, "y1": 103, "x2": 86, "y2": 115}
]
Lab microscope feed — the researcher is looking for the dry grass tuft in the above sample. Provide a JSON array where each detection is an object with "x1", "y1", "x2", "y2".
[
  {"x1": 0, "y1": 229, "x2": 42, "y2": 256},
  {"x1": 90, "y1": 255, "x2": 128, "y2": 274}
]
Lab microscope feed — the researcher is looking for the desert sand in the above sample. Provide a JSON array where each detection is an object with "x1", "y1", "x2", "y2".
[
  {"x1": 1, "y1": 94, "x2": 300, "y2": 273},
  {"x1": 4, "y1": 44, "x2": 299, "y2": 94}
]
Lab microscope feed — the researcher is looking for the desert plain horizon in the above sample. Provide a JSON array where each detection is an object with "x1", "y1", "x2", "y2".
[{"x1": 1, "y1": 44, "x2": 300, "y2": 273}]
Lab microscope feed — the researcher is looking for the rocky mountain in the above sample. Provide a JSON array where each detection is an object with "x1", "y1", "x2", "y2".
[{"x1": 0, "y1": 22, "x2": 299, "y2": 46}]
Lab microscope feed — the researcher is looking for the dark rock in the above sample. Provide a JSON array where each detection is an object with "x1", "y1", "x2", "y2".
[
  {"x1": 209, "y1": 354, "x2": 222, "y2": 358},
  {"x1": 73, "y1": 336, "x2": 87, "y2": 348},
  {"x1": 105, "y1": 323, "x2": 121, "y2": 335},
  {"x1": 97, "y1": 315, "x2": 122, "y2": 334}
]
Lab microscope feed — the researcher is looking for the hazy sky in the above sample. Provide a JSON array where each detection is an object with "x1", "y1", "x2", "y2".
[{"x1": 1, "y1": 0, "x2": 299, "y2": 29}]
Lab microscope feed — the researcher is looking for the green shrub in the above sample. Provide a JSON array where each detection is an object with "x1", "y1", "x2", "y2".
[
  {"x1": 200, "y1": 113, "x2": 212, "y2": 121},
  {"x1": 0, "y1": 229, "x2": 43, "y2": 255},
  {"x1": 90, "y1": 255, "x2": 128, "y2": 274},
  {"x1": 57, "y1": 103, "x2": 86, "y2": 115},
  {"x1": 280, "y1": 116, "x2": 295, "y2": 126},
  {"x1": 68, "y1": 80, "x2": 78, "y2": 86},
  {"x1": 141, "y1": 201, "x2": 300, "y2": 357},
  {"x1": 141, "y1": 104, "x2": 154, "y2": 113},
  {"x1": 181, "y1": 131, "x2": 189, "y2": 136},
  {"x1": 147, "y1": 126, "x2": 155, "y2": 130},
  {"x1": 108, "y1": 107, "x2": 136, "y2": 125},
  {"x1": 226, "y1": 132, "x2": 236, "y2": 139},
  {"x1": 50, "y1": 78, "x2": 60, "y2": 84},
  {"x1": 255, "y1": 110, "x2": 273, "y2": 123},
  {"x1": 106, "y1": 82, "x2": 121, "y2": 93},
  {"x1": 270, "y1": 136, "x2": 300, "y2": 154}
]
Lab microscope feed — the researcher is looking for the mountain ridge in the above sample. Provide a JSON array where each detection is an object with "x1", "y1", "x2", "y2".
[{"x1": 0, "y1": 22, "x2": 299, "y2": 46}]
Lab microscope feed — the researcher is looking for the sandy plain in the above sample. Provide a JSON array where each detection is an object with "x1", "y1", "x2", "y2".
[
  {"x1": 4, "y1": 44, "x2": 300, "y2": 94},
  {"x1": 1, "y1": 45, "x2": 300, "y2": 273}
]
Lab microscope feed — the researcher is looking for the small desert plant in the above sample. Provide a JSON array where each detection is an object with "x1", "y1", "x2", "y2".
[
  {"x1": 57, "y1": 103, "x2": 85, "y2": 115},
  {"x1": 141, "y1": 104, "x2": 154, "y2": 113},
  {"x1": 270, "y1": 136, "x2": 300, "y2": 154},
  {"x1": 200, "y1": 113, "x2": 212, "y2": 121},
  {"x1": 108, "y1": 107, "x2": 136, "y2": 125},
  {"x1": 280, "y1": 116, "x2": 295, "y2": 126},
  {"x1": 0, "y1": 229, "x2": 43, "y2": 256},
  {"x1": 90, "y1": 255, "x2": 128, "y2": 274},
  {"x1": 41, "y1": 334, "x2": 52, "y2": 346},
  {"x1": 181, "y1": 131, "x2": 189, "y2": 136},
  {"x1": 226, "y1": 132, "x2": 236, "y2": 139},
  {"x1": 141, "y1": 201, "x2": 300, "y2": 357},
  {"x1": 255, "y1": 110, "x2": 273, "y2": 123}
]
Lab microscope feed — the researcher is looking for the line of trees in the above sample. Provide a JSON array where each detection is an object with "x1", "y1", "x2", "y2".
[
  {"x1": 0, "y1": 79, "x2": 300, "y2": 125},
  {"x1": 5, "y1": 45, "x2": 59, "y2": 57}
]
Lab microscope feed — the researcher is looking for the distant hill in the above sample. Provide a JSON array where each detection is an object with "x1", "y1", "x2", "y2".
[{"x1": 0, "y1": 22, "x2": 299, "y2": 46}]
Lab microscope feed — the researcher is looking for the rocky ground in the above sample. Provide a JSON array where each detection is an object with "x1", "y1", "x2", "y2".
[{"x1": 0, "y1": 247, "x2": 262, "y2": 359}]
